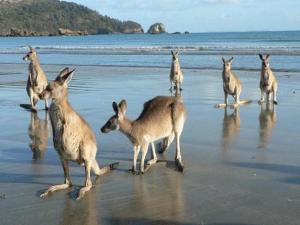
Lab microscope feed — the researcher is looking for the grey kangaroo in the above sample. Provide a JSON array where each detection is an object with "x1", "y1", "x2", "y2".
[
  {"x1": 101, "y1": 96, "x2": 186, "y2": 174},
  {"x1": 216, "y1": 57, "x2": 251, "y2": 108},
  {"x1": 23, "y1": 46, "x2": 49, "y2": 111},
  {"x1": 259, "y1": 54, "x2": 278, "y2": 104},
  {"x1": 170, "y1": 50, "x2": 184, "y2": 92},
  {"x1": 39, "y1": 68, "x2": 118, "y2": 200}
]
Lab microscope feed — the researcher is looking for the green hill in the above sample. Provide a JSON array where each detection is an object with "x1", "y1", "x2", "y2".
[{"x1": 0, "y1": 0, "x2": 144, "y2": 36}]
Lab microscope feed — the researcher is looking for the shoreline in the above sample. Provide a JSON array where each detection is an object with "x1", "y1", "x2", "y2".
[{"x1": 0, "y1": 62, "x2": 300, "y2": 73}]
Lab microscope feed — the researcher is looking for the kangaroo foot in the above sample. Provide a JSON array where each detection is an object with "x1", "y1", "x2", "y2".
[
  {"x1": 76, "y1": 185, "x2": 92, "y2": 200},
  {"x1": 175, "y1": 159, "x2": 184, "y2": 173},
  {"x1": 128, "y1": 167, "x2": 137, "y2": 175},
  {"x1": 40, "y1": 183, "x2": 71, "y2": 198},
  {"x1": 147, "y1": 158, "x2": 157, "y2": 166}
]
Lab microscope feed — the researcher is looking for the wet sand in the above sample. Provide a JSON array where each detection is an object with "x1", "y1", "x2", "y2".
[{"x1": 0, "y1": 63, "x2": 300, "y2": 225}]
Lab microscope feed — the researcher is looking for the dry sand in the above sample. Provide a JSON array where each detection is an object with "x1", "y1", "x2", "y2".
[{"x1": 0, "y1": 63, "x2": 300, "y2": 225}]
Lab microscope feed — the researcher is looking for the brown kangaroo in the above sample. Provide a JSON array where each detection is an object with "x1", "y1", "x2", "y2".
[
  {"x1": 101, "y1": 96, "x2": 186, "y2": 174},
  {"x1": 259, "y1": 54, "x2": 278, "y2": 104},
  {"x1": 216, "y1": 57, "x2": 251, "y2": 108},
  {"x1": 170, "y1": 50, "x2": 184, "y2": 92},
  {"x1": 39, "y1": 68, "x2": 118, "y2": 200},
  {"x1": 23, "y1": 46, "x2": 49, "y2": 111}
]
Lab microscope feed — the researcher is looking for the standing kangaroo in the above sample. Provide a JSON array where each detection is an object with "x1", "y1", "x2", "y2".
[
  {"x1": 39, "y1": 68, "x2": 118, "y2": 200},
  {"x1": 23, "y1": 46, "x2": 49, "y2": 111},
  {"x1": 259, "y1": 54, "x2": 278, "y2": 104},
  {"x1": 101, "y1": 96, "x2": 186, "y2": 174},
  {"x1": 170, "y1": 50, "x2": 183, "y2": 92},
  {"x1": 217, "y1": 57, "x2": 242, "y2": 108}
]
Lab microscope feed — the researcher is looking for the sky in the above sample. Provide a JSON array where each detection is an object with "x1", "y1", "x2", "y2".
[{"x1": 64, "y1": 0, "x2": 300, "y2": 33}]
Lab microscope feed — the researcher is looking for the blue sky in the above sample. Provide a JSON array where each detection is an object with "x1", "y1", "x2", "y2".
[{"x1": 65, "y1": 0, "x2": 300, "y2": 33}]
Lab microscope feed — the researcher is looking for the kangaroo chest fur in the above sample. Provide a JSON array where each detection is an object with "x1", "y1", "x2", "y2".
[
  {"x1": 49, "y1": 102, "x2": 82, "y2": 162},
  {"x1": 223, "y1": 73, "x2": 236, "y2": 95},
  {"x1": 27, "y1": 63, "x2": 47, "y2": 94},
  {"x1": 260, "y1": 70, "x2": 273, "y2": 92}
]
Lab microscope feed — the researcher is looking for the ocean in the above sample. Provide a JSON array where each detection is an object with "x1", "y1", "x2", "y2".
[{"x1": 0, "y1": 31, "x2": 300, "y2": 72}]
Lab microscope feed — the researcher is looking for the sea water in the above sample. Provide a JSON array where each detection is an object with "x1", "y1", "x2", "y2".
[{"x1": 0, "y1": 31, "x2": 300, "y2": 71}]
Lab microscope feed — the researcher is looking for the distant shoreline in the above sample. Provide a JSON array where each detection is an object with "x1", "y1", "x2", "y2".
[{"x1": 1, "y1": 30, "x2": 300, "y2": 37}]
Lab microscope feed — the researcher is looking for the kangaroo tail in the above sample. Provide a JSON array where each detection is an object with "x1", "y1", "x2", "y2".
[{"x1": 239, "y1": 99, "x2": 252, "y2": 105}]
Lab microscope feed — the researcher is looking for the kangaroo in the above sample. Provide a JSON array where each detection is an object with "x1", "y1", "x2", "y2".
[
  {"x1": 23, "y1": 46, "x2": 49, "y2": 111},
  {"x1": 170, "y1": 50, "x2": 184, "y2": 92},
  {"x1": 39, "y1": 68, "x2": 118, "y2": 200},
  {"x1": 101, "y1": 96, "x2": 187, "y2": 174},
  {"x1": 218, "y1": 57, "x2": 242, "y2": 108},
  {"x1": 259, "y1": 54, "x2": 278, "y2": 104},
  {"x1": 28, "y1": 111, "x2": 49, "y2": 160},
  {"x1": 216, "y1": 57, "x2": 251, "y2": 108},
  {"x1": 259, "y1": 102, "x2": 276, "y2": 149}
]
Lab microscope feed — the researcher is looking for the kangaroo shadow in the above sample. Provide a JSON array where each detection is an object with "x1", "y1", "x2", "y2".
[
  {"x1": 28, "y1": 111, "x2": 49, "y2": 160},
  {"x1": 258, "y1": 102, "x2": 276, "y2": 149},
  {"x1": 221, "y1": 107, "x2": 240, "y2": 153},
  {"x1": 59, "y1": 190, "x2": 99, "y2": 225}
]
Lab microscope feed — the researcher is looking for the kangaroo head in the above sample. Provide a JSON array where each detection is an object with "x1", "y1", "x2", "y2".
[
  {"x1": 39, "y1": 67, "x2": 74, "y2": 101},
  {"x1": 101, "y1": 100, "x2": 127, "y2": 133},
  {"x1": 222, "y1": 57, "x2": 234, "y2": 71},
  {"x1": 23, "y1": 46, "x2": 37, "y2": 61},
  {"x1": 171, "y1": 50, "x2": 179, "y2": 61},
  {"x1": 259, "y1": 54, "x2": 270, "y2": 69}
]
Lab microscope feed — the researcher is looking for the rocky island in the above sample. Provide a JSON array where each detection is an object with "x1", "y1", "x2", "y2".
[{"x1": 147, "y1": 23, "x2": 166, "y2": 34}]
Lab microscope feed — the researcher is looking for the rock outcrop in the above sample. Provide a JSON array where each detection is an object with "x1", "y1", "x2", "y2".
[
  {"x1": 58, "y1": 28, "x2": 88, "y2": 36},
  {"x1": 147, "y1": 23, "x2": 166, "y2": 34}
]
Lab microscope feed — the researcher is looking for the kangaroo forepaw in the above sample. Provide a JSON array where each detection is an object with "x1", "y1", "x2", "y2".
[{"x1": 273, "y1": 100, "x2": 278, "y2": 105}]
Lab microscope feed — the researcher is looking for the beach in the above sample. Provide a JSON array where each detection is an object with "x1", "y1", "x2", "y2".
[{"x1": 0, "y1": 60, "x2": 300, "y2": 225}]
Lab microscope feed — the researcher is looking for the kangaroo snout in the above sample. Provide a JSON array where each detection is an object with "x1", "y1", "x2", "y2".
[{"x1": 23, "y1": 55, "x2": 29, "y2": 61}]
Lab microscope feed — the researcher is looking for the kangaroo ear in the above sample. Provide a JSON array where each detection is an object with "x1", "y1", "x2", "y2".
[
  {"x1": 222, "y1": 57, "x2": 225, "y2": 63},
  {"x1": 119, "y1": 100, "x2": 127, "y2": 115},
  {"x1": 58, "y1": 67, "x2": 70, "y2": 78},
  {"x1": 112, "y1": 102, "x2": 119, "y2": 114},
  {"x1": 29, "y1": 46, "x2": 35, "y2": 52},
  {"x1": 171, "y1": 50, "x2": 174, "y2": 56},
  {"x1": 259, "y1": 54, "x2": 264, "y2": 60},
  {"x1": 229, "y1": 57, "x2": 234, "y2": 62},
  {"x1": 266, "y1": 54, "x2": 270, "y2": 59},
  {"x1": 56, "y1": 69, "x2": 75, "y2": 85}
]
